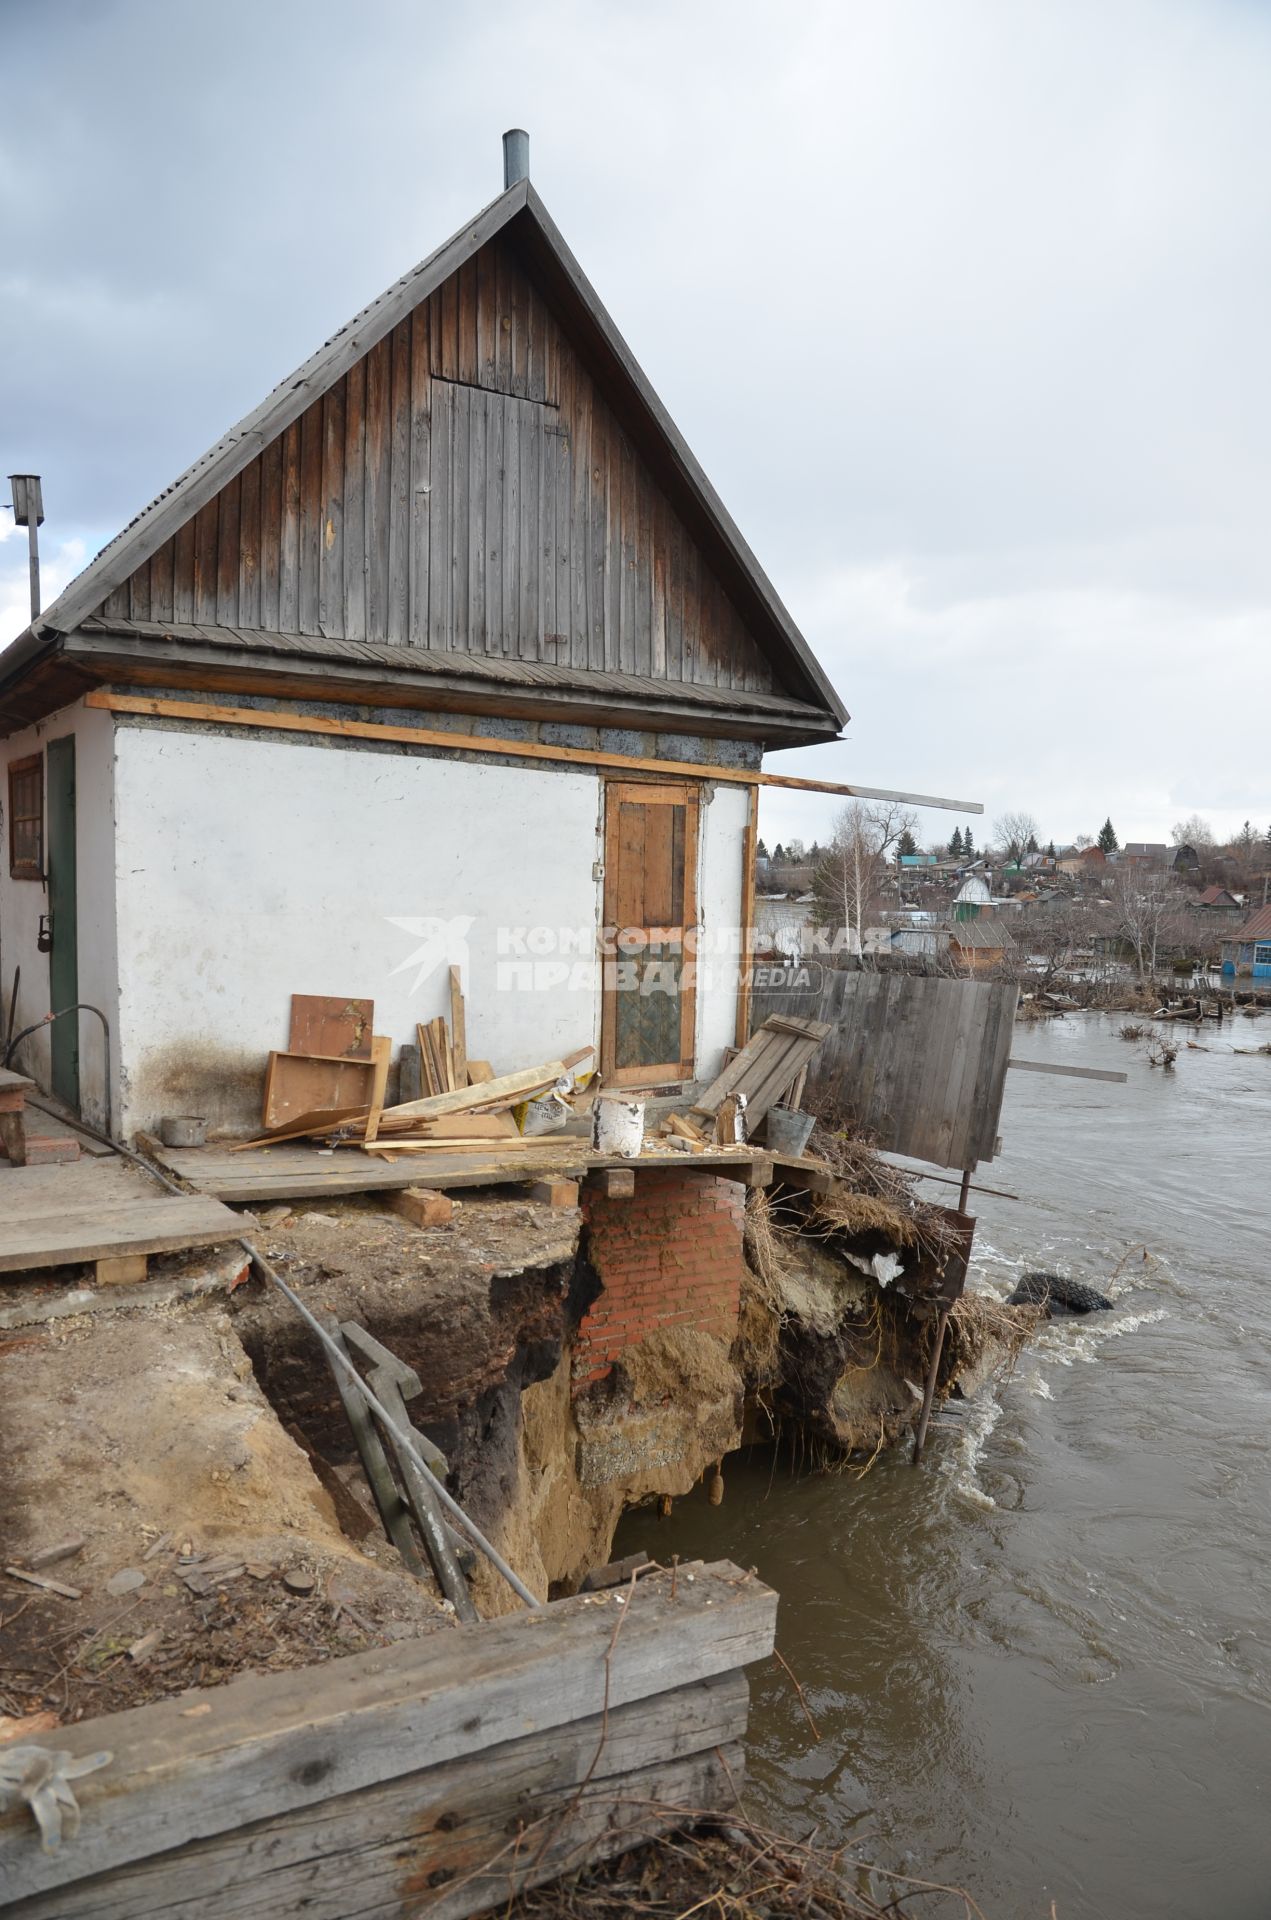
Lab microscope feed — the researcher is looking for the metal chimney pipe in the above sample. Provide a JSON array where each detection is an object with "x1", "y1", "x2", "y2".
[
  {"x1": 8, "y1": 475, "x2": 43, "y2": 622},
  {"x1": 502, "y1": 128, "x2": 530, "y2": 189}
]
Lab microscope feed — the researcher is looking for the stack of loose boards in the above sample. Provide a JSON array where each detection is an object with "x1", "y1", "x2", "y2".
[{"x1": 240, "y1": 977, "x2": 591, "y2": 1161}]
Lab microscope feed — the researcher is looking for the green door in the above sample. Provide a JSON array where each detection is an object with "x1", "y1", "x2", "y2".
[{"x1": 46, "y1": 737, "x2": 79, "y2": 1110}]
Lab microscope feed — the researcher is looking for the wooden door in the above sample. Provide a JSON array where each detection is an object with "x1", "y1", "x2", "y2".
[
  {"x1": 601, "y1": 781, "x2": 699, "y2": 1086},
  {"x1": 46, "y1": 737, "x2": 79, "y2": 1111}
]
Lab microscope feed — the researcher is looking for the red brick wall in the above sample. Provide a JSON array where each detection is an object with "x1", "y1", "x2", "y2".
[{"x1": 572, "y1": 1171, "x2": 746, "y2": 1389}]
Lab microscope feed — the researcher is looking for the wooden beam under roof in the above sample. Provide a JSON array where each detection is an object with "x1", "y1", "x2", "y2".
[{"x1": 84, "y1": 689, "x2": 983, "y2": 812}]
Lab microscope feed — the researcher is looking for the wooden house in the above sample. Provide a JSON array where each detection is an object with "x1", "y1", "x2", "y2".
[
  {"x1": 0, "y1": 142, "x2": 846, "y2": 1138},
  {"x1": 950, "y1": 916, "x2": 1015, "y2": 974},
  {"x1": 1220, "y1": 902, "x2": 1271, "y2": 979},
  {"x1": 1194, "y1": 886, "x2": 1242, "y2": 916}
]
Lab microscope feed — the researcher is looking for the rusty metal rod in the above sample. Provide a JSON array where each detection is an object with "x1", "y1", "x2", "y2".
[{"x1": 912, "y1": 1306, "x2": 951, "y2": 1465}]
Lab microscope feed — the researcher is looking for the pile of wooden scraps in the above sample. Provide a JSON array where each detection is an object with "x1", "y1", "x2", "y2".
[
  {"x1": 653, "y1": 1110, "x2": 713, "y2": 1151},
  {"x1": 236, "y1": 978, "x2": 593, "y2": 1161}
]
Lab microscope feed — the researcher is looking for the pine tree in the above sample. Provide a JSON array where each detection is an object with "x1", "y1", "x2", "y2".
[
  {"x1": 1097, "y1": 817, "x2": 1119, "y2": 853},
  {"x1": 1047, "y1": 841, "x2": 1057, "y2": 859},
  {"x1": 772, "y1": 843, "x2": 785, "y2": 864},
  {"x1": 963, "y1": 827, "x2": 975, "y2": 858},
  {"x1": 756, "y1": 837, "x2": 769, "y2": 860},
  {"x1": 897, "y1": 829, "x2": 917, "y2": 859},
  {"x1": 949, "y1": 826, "x2": 964, "y2": 857},
  {"x1": 1026, "y1": 833, "x2": 1039, "y2": 853}
]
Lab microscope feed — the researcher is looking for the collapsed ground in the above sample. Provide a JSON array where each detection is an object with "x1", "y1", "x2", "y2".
[{"x1": 0, "y1": 1130, "x2": 1038, "y2": 1730}]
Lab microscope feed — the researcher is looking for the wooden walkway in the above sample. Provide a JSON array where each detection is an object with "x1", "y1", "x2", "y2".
[
  {"x1": 1, "y1": 1561, "x2": 776, "y2": 1920},
  {"x1": 0, "y1": 1157, "x2": 245, "y2": 1278}
]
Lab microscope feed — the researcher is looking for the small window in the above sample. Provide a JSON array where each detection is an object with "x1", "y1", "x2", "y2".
[
  {"x1": 1255, "y1": 944, "x2": 1271, "y2": 968},
  {"x1": 8, "y1": 753, "x2": 43, "y2": 880}
]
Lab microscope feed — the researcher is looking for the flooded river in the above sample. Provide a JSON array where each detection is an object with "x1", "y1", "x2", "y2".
[{"x1": 618, "y1": 1011, "x2": 1271, "y2": 1919}]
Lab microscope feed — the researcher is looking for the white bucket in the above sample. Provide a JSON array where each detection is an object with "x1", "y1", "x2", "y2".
[{"x1": 592, "y1": 1092, "x2": 645, "y2": 1157}]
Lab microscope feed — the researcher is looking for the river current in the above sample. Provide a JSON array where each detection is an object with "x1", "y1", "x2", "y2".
[{"x1": 618, "y1": 1010, "x2": 1271, "y2": 1919}]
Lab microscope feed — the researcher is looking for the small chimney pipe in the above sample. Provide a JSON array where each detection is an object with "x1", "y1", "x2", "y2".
[
  {"x1": 502, "y1": 128, "x2": 530, "y2": 189},
  {"x1": 8, "y1": 474, "x2": 43, "y2": 623}
]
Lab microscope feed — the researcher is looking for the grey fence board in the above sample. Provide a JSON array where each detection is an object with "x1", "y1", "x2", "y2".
[{"x1": 751, "y1": 969, "x2": 1018, "y2": 1168}]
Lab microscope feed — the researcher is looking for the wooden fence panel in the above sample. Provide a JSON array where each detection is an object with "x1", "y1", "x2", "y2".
[{"x1": 750, "y1": 969, "x2": 1018, "y2": 1168}]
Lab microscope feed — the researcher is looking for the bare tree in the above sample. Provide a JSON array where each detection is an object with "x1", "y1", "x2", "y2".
[
  {"x1": 1015, "y1": 903, "x2": 1088, "y2": 990},
  {"x1": 812, "y1": 800, "x2": 916, "y2": 953},
  {"x1": 1171, "y1": 813, "x2": 1215, "y2": 849},
  {"x1": 994, "y1": 811, "x2": 1040, "y2": 862},
  {"x1": 1111, "y1": 868, "x2": 1184, "y2": 979}
]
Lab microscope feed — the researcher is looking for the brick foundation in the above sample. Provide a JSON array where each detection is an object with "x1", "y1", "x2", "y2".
[{"x1": 572, "y1": 1171, "x2": 747, "y2": 1389}]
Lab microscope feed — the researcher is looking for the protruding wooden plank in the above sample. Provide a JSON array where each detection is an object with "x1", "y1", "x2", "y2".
[
  {"x1": 448, "y1": 966, "x2": 467, "y2": 1085},
  {"x1": 1007, "y1": 1058, "x2": 1128, "y2": 1084}
]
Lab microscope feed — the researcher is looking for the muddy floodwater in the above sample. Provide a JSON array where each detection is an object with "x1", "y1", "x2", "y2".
[{"x1": 618, "y1": 1010, "x2": 1271, "y2": 1920}]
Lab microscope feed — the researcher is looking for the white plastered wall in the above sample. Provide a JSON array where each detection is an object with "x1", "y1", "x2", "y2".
[
  {"x1": 694, "y1": 782, "x2": 750, "y2": 1086},
  {"x1": 0, "y1": 699, "x2": 119, "y2": 1130},
  {"x1": 111, "y1": 722, "x2": 750, "y2": 1137}
]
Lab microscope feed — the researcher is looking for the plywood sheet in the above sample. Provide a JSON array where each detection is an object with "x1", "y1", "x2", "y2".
[
  {"x1": 262, "y1": 1052, "x2": 376, "y2": 1129},
  {"x1": 288, "y1": 995, "x2": 374, "y2": 1060}
]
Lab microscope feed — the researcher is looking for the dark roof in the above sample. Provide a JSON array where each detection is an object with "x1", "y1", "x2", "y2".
[
  {"x1": 1196, "y1": 886, "x2": 1240, "y2": 908},
  {"x1": 4, "y1": 178, "x2": 846, "y2": 734},
  {"x1": 951, "y1": 915, "x2": 1016, "y2": 951},
  {"x1": 1226, "y1": 902, "x2": 1271, "y2": 943}
]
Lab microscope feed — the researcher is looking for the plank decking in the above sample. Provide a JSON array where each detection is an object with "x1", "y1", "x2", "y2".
[{"x1": 0, "y1": 1157, "x2": 245, "y2": 1274}]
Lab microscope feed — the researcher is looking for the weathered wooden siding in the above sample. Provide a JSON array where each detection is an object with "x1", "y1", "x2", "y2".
[
  {"x1": 749, "y1": 970, "x2": 1019, "y2": 1168},
  {"x1": 101, "y1": 238, "x2": 774, "y2": 695}
]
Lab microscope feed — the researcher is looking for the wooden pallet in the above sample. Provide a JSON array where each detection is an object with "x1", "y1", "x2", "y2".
[{"x1": 692, "y1": 1015, "x2": 832, "y2": 1129}]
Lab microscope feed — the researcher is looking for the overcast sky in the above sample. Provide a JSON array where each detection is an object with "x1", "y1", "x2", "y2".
[{"x1": 2, "y1": 0, "x2": 1268, "y2": 853}]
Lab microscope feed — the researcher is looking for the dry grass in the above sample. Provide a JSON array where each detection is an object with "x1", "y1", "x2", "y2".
[
  {"x1": 946, "y1": 1291, "x2": 1042, "y2": 1378},
  {"x1": 742, "y1": 1188, "x2": 797, "y2": 1310},
  {"x1": 809, "y1": 1185, "x2": 925, "y2": 1248},
  {"x1": 511, "y1": 1810, "x2": 987, "y2": 1918},
  {"x1": 806, "y1": 1121, "x2": 961, "y2": 1260}
]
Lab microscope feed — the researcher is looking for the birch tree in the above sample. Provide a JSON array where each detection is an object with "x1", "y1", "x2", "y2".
[{"x1": 812, "y1": 800, "x2": 916, "y2": 953}]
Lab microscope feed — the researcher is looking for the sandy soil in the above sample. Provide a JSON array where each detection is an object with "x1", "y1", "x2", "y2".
[{"x1": 0, "y1": 1308, "x2": 449, "y2": 1726}]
